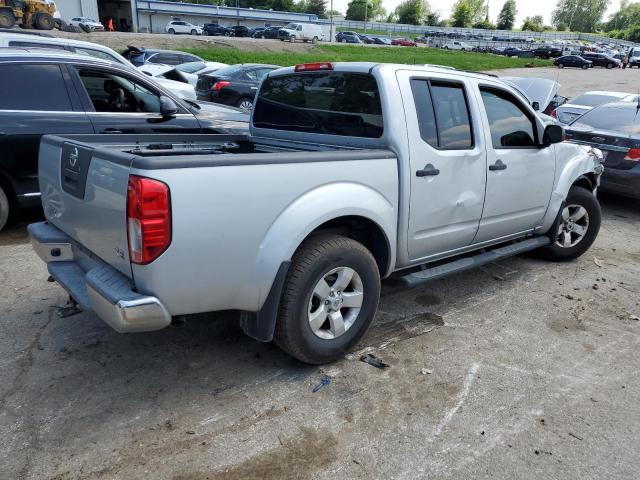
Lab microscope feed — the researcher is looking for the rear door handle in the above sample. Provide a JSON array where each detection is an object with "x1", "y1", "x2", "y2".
[
  {"x1": 489, "y1": 159, "x2": 507, "y2": 171},
  {"x1": 103, "y1": 128, "x2": 123, "y2": 134},
  {"x1": 416, "y1": 163, "x2": 440, "y2": 177}
]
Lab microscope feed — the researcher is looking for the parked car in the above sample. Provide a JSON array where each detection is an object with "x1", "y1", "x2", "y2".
[
  {"x1": 371, "y1": 36, "x2": 391, "y2": 45},
  {"x1": 121, "y1": 47, "x2": 203, "y2": 67},
  {"x1": 534, "y1": 46, "x2": 563, "y2": 58},
  {"x1": 165, "y1": 20, "x2": 203, "y2": 35},
  {"x1": 501, "y1": 76, "x2": 567, "y2": 116},
  {"x1": 442, "y1": 40, "x2": 472, "y2": 50},
  {"x1": 627, "y1": 46, "x2": 640, "y2": 67},
  {"x1": 0, "y1": 49, "x2": 248, "y2": 231},
  {"x1": 392, "y1": 37, "x2": 417, "y2": 47},
  {"x1": 553, "y1": 91, "x2": 637, "y2": 124},
  {"x1": 338, "y1": 33, "x2": 361, "y2": 44},
  {"x1": 278, "y1": 22, "x2": 323, "y2": 43},
  {"x1": 0, "y1": 32, "x2": 198, "y2": 100},
  {"x1": 357, "y1": 34, "x2": 374, "y2": 44},
  {"x1": 69, "y1": 17, "x2": 104, "y2": 31},
  {"x1": 202, "y1": 23, "x2": 231, "y2": 36},
  {"x1": 566, "y1": 102, "x2": 640, "y2": 199},
  {"x1": 254, "y1": 26, "x2": 282, "y2": 39},
  {"x1": 29, "y1": 63, "x2": 603, "y2": 364},
  {"x1": 229, "y1": 25, "x2": 250, "y2": 37},
  {"x1": 195, "y1": 63, "x2": 278, "y2": 110},
  {"x1": 335, "y1": 31, "x2": 357, "y2": 42},
  {"x1": 553, "y1": 55, "x2": 593, "y2": 69},
  {"x1": 137, "y1": 63, "x2": 197, "y2": 99},
  {"x1": 250, "y1": 27, "x2": 265, "y2": 38},
  {"x1": 502, "y1": 47, "x2": 534, "y2": 58},
  {"x1": 174, "y1": 60, "x2": 228, "y2": 85},
  {"x1": 581, "y1": 52, "x2": 621, "y2": 69}
]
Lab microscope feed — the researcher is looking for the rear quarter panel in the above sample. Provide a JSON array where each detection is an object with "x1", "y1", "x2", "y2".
[{"x1": 132, "y1": 155, "x2": 399, "y2": 316}]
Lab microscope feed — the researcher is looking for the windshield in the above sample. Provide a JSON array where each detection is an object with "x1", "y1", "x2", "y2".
[
  {"x1": 572, "y1": 104, "x2": 640, "y2": 134},
  {"x1": 208, "y1": 64, "x2": 244, "y2": 77},
  {"x1": 176, "y1": 61, "x2": 206, "y2": 73},
  {"x1": 570, "y1": 93, "x2": 626, "y2": 107},
  {"x1": 253, "y1": 71, "x2": 383, "y2": 138},
  {"x1": 284, "y1": 23, "x2": 298, "y2": 29}
]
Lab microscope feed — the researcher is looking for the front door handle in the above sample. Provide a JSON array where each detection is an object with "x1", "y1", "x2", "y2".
[
  {"x1": 489, "y1": 159, "x2": 507, "y2": 171},
  {"x1": 103, "y1": 128, "x2": 123, "y2": 134},
  {"x1": 416, "y1": 163, "x2": 440, "y2": 177}
]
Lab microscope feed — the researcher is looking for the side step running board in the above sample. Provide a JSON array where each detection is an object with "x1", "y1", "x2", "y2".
[{"x1": 399, "y1": 236, "x2": 550, "y2": 288}]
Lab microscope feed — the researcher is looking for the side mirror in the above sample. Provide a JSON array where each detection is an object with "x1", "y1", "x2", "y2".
[
  {"x1": 532, "y1": 101, "x2": 540, "y2": 111},
  {"x1": 159, "y1": 96, "x2": 179, "y2": 117},
  {"x1": 543, "y1": 124, "x2": 564, "y2": 147}
]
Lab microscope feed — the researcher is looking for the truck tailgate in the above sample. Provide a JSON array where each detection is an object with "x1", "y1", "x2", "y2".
[{"x1": 39, "y1": 135, "x2": 134, "y2": 278}]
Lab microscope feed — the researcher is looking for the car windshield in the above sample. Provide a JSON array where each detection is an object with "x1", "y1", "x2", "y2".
[
  {"x1": 284, "y1": 23, "x2": 298, "y2": 29},
  {"x1": 570, "y1": 93, "x2": 625, "y2": 107},
  {"x1": 176, "y1": 61, "x2": 206, "y2": 73},
  {"x1": 208, "y1": 64, "x2": 245, "y2": 77},
  {"x1": 572, "y1": 104, "x2": 640, "y2": 134}
]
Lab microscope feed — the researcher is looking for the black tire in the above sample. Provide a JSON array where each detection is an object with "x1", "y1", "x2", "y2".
[
  {"x1": 289, "y1": 35, "x2": 295, "y2": 43},
  {"x1": 581, "y1": 64, "x2": 589, "y2": 69},
  {"x1": 80, "y1": 23, "x2": 91, "y2": 33},
  {"x1": 0, "y1": 9, "x2": 16, "y2": 29},
  {"x1": 540, "y1": 186, "x2": 601, "y2": 262},
  {"x1": 54, "y1": 18, "x2": 66, "y2": 30},
  {"x1": 34, "y1": 12, "x2": 54, "y2": 30},
  {"x1": 168, "y1": 28, "x2": 175, "y2": 34},
  {"x1": 606, "y1": 62, "x2": 614, "y2": 69},
  {"x1": 0, "y1": 184, "x2": 10, "y2": 232},
  {"x1": 312, "y1": 36, "x2": 318, "y2": 44},
  {"x1": 236, "y1": 97, "x2": 253, "y2": 110},
  {"x1": 558, "y1": 63, "x2": 564, "y2": 68},
  {"x1": 190, "y1": 29, "x2": 197, "y2": 35},
  {"x1": 274, "y1": 235, "x2": 381, "y2": 364}
]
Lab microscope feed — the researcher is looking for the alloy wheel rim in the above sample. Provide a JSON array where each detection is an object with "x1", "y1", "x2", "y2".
[
  {"x1": 239, "y1": 101, "x2": 252, "y2": 111},
  {"x1": 307, "y1": 266, "x2": 364, "y2": 340},
  {"x1": 556, "y1": 204, "x2": 589, "y2": 248}
]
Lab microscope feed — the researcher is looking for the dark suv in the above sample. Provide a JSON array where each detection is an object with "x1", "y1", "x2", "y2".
[
  {"x1": 203, "y1": 23, "x2": 231, "y2": 36},
  {"x1": 581, "y1": 52, "x2": 620, "y2": 69},
  {"x1": 229, "y1": 25, "x2": 250, "y2": 37},
  {"x1": 0, "y1": 50, "x2": 248, "y2": 231},
  {"x1": 533, "y1": 46, "x2": 563, "y2": 59},
  {"x1": 336, "y1": 31, "x2": 358, "y2": 42},
  {"x1": 254, "y1": 26, "x2": 282, "y2": 39}
]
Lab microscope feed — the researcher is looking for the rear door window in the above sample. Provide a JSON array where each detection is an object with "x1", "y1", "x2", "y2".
[
  {"x1": 410, "y1": 79, "x2": 473, "y2": 149},
  {"x1": 0, "y1": 64, "x2": 73, "y2": 111},
  {"x1": 8, "y1": 40, "x2": 67, "y2": 50},
  {"x1": 253, "y1": 71, "x2": 383, "y2": 138}
]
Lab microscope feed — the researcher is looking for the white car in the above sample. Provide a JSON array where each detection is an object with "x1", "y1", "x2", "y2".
[
  {"x1": 69, "y1": 17, "x2": 104, "y2": 31},
  {"x1": 554, "y1": 91, "x2": 638, "y2": 124},
  {"x1": 165, "y1": 20, "x2": 203, "y2": 35},
  {"x1": 137, "y1": 64, "x2": 197, "y2": 99},
  {"x1": 442, "y1": 41, "x2": 473, "y2": 51},
  {"x1": 174, "y1": 61, "x2": 229, "y2": 86}
]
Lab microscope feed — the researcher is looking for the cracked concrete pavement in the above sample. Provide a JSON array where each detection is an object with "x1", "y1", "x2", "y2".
[{"x1": 1, "y1": 192, "x2": 639, "y2": 480}]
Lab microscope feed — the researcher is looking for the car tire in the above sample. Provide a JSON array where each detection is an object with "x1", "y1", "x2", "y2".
[
  {"x1": 0, "y1": 10, "x2": 16, "y2": 29},
  {"x1": 33, "y1": 12, "x2": 54, "y2": 30},
  {"x1": 312, "y1": 36, "x2": 318, "y2": 44},
  {"x1": 606, "y1": 62, "x2": 614, "y2": 69},
  {"x1": 191, "y1": 29, "x2": 197, "y2": 35},
  {"x1": 444, "y1": 46, "x2": 449, "y2": 49},
  {"x1": 168, "y1": 28, "x2": 175, "y2": 34},
  {"x1": 0, "y1": 184, "x2": 10, "y2": 232},
  {"x1": 540, "y1": 186, "x2": 601, "y2": 262},
  {"x1": 236, "y1": 97, "x2": 253, "y2": 111},
  {"x1": 289, "y1": 35, "x2": 295, "y2": 43},
  {"x1": 558, "y1": 63, "x2": 564, "y2": 68},
  {"x1": 581, "y1": 64, "x2": 589, "y2": 69},
  {"x1": 274, "y1": 234, "x2": 381, "y2": 364}
]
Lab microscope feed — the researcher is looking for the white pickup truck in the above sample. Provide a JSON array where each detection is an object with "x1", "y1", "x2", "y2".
[{"x1": 29, "y1": 62, "x2": 604, "y2": 364}]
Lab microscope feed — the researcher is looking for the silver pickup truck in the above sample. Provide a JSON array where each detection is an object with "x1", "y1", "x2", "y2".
[{"x1": 29, "y1": 62, "x2": 604, "y2": 364}]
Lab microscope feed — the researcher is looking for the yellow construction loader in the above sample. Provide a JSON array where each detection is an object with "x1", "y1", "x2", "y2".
[{"x1": 0, "y1": 0, "x2": 57, "y2": 30}]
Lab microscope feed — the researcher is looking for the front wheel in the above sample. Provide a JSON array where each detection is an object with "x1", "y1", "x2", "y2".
[
  {"x1": 0, "y1": 10, "x2": 16, "y2": 29},
  {"x1": 191, "y1": 29, "x2": 197, "y2": 35},
  {"x1": 558, "y1": 63, "x2": 564, "y2": 68},
  {"x1": 168, "y1": 28, "x2": 175, "y2": 34},
  {"x1": 312, "y1": 36, "x2": 318, "y2": 44},
  {"x1": 236, "y1": 97, "x2": 253, "y2": 111},
  {"x1": 274, "y1": 235, "x2": 381, "y2": 364},
  {"x1": 541, "y1": 186, "x2": 601, "y2": 262},
  {"x1": 34, "y1": 12, "x2": 54, "y2": 30},
  {"x1": 581, "y1": 64, "x2": 589, "y2": 69},
  {"x1": 606, "y1": 62, "x2": 614, "y2": 69},
  {"x1": 289, "y1": 35, "x2": 295, "y2": 43}
]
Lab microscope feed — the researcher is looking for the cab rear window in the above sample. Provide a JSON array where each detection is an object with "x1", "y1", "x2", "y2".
[{"x1": 253, "y1": 71, "x2": 383, "y2": 138}]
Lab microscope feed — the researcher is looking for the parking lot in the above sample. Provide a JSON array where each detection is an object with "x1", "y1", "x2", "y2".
[{"x1": 1, "y1": 65, "x2": 639, "y2": 480}]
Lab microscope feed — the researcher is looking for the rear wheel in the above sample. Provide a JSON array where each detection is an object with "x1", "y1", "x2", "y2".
[
  {"x1": 0, "y1": 10, "x2": 16, "y2": 29},
  {"x1": 168, "y1": 28, "x2": 175, "y2": 34},
  {"x1": 606, "y1": 62, "x2": 614, "y2": 69},
  {"x1": 541, "y1": 186, "x2": 601, "y2": 261},
  {"x1": 312, "y1": 36, "x2": 318, "y2": 44},
  {"x1": 236, "y1": 97, "x2": 253, "y2": 111},
  {"x1": 34, "y1": 12, "x2": 54, "y2": 30},
  {"x1": 558, "y1": 63, "x2": 564, "y2": 68},
  {"x1": 274, "y1": 235, "x2": 381, "y2": 364},
  {"x1": 190, "y1": 29, "x2": 197, "y2": 35},
  {"x1": 581, "y1": 63, "x2": 589, "y2": 69},
  {"x1": 0, "y1": 185, "x2": 10, "y2": 232}
]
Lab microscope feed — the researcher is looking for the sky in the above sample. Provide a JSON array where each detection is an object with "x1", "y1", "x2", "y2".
[{"x1": 328, "y1": 0, "x2": 623, "y2": 27}]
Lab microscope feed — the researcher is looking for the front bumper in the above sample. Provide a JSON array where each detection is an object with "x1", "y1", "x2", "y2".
[{"x1": 28, "y1": 221, "x2": 171, "y2": 333}]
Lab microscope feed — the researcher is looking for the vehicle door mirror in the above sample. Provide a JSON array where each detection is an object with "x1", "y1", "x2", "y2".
[
  {"x1": 543, "y1": 124, "x2": 564, "y2": 147},
  {"x1": 159, "y1": 96, "x2": 179, "y2": 117},
  {"x1": 532, "y1": 101, "x2": 540, "y2": 111}
]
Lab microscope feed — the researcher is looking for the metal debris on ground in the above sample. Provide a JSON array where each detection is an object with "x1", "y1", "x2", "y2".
[
  {"x1": 630, "y1": 315, "x2": 639, "y2": 321},
  {"x1": 421, "y1": 368, "x2": 433, "y2": 375},
  {"x1": 593, "y1": 257, "x2": 604, "y2": 267},
  {"x1": 360, "y1": 354, "x2": 389, "y2": 369},
  {"x1": 311, "y1": 375, "x2": 332, "y2": 393}
]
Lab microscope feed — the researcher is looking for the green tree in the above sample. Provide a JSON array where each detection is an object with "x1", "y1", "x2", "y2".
[
  {"x1": 395, "y1": 0, "x2": 429, "y2": 25},
  {"x1": 451, "y1": 1, "x2": 473, "y2": 26},
  {"x1": 425, "y1": 11, "x2": 440, "y2": 25},
  {"x1": 304, "y1": 0, "x2": 327, "y2": 17},
  {"x1": 271, "y1": 0, "x2": 295, "y2": 11},
  {"x1": 345, "y1": 0, "x2": 384, "y2": 21},
  {"x1": 452, "y1": 0, "x2": 487, "y2": 24},
  {"x1": 473, "y1": 19, "x2": 496, "y2": 28},
  {"x1": 552, "y1": 0, "x2": 610, "y2": 32},
  {"x1": 605, "y1": 1, "x2": 640, "y2": 31},
  {"x1": 522, "y1": 15, "x2": 544, "y2": 31},
  {"x1": 556, "y1": 20, "x2": 569, "y2": 30},
  {"x1": 496, "y1": 0, "x2": 517, "y2": 29}
]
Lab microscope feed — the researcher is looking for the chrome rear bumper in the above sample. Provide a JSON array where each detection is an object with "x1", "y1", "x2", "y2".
[{"x1": 28, "y1": 221, "x2": 171, "y2": 333}]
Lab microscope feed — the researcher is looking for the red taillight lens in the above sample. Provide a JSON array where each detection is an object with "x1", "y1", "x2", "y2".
[
  {"x1": 212, "y1": 80, "x2": 230, "y2": 92},
  {"x1": 550, "y1": 109, "x2": 557, "y2": 118},
  {"x1": 294, "y1": 62, "x2": 333, "y2": 72},
  {"x1": 624, "y1": 147, "x2": 640, "y2": 161},
  {"x1": 127, "y1": 175, "x2": 171, "y2": 265}
]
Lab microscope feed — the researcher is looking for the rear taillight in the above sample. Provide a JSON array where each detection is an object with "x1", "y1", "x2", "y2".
[
  {"x1": 294, "y1": 62, "x2": 333, "y2": 72},
  {"x1": 624, "y1": 147, "x2": 640, "y2": 161},
  {"x1": 550, "y1": 109, "x2": 557, "y2": 118},
  {"x1": 212, "y1": 80, "x2": 230, "y2": 92},
  {"x1": 127, "y1": 175, "x2": 171, "y2": 265}
]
